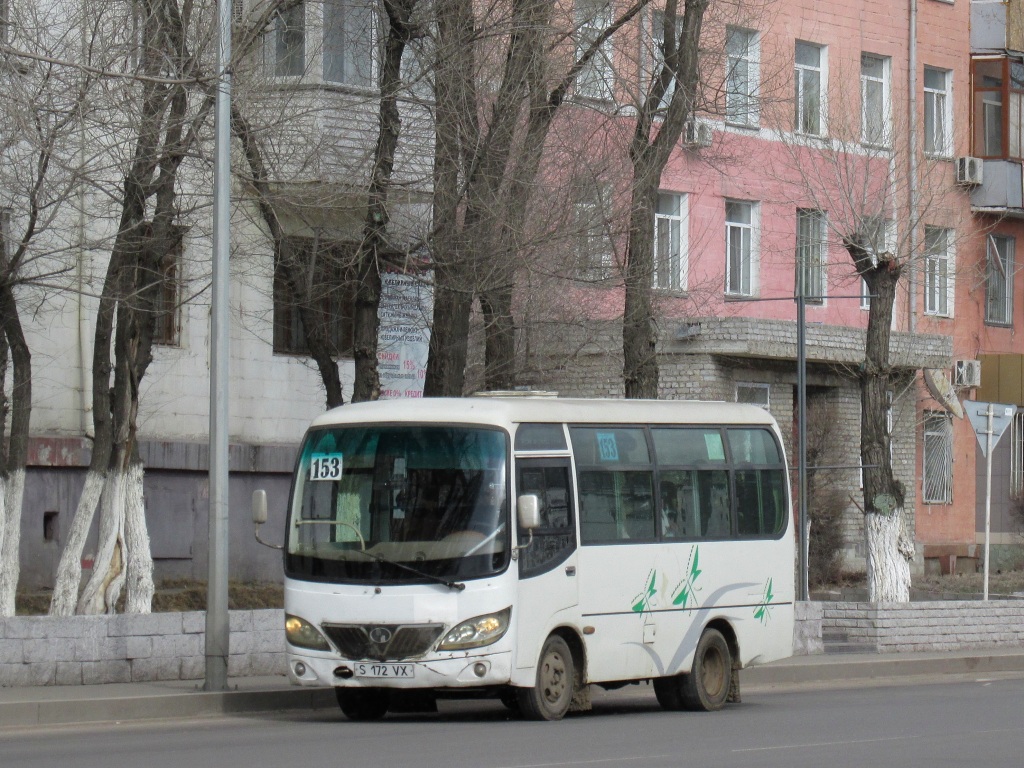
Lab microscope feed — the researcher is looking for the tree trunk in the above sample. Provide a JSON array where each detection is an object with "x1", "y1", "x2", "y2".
[
  {"x1": 865, "y1": 509, "x2": 913, "y2": 602},
  {"x1": 621, "y1": 0, "x2": 708, "y2": 400},
  {"x1": 122, "y1": 459, "x2": 153, "y2": 613},
  {"x1": 49, "y1": 470, "x2": 106, "y2": 616},
  {"x1": 849, "y1": 239, "x2": 912, "y2": 602}
]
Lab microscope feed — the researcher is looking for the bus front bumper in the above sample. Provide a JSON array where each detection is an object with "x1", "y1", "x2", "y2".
[{"x1": 286, "y1": 649, "x2": 514, "y2": 689}]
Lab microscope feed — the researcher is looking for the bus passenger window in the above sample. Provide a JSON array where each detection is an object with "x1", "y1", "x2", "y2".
[{"x1": 699, "y1": 471, "x2": 732, "y2": 538}]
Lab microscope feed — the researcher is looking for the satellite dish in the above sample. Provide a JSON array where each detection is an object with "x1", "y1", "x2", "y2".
[{"x1": 923, "y1": 368, "x2": 964, "y2": 419}]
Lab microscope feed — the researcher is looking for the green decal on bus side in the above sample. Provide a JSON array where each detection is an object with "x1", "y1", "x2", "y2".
[
  {"x1": 754, "y1": 577, "x2": 775, "y2": 624},
  {"x1": 632, "y1": 570, "x2": 658, "y2": 614},
  {"x1": 671, "y1": 546, "x2": 702, "y2": 609}
]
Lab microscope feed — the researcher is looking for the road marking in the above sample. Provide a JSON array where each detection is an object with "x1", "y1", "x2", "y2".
[
  {"x1": 732, "y1": 734, "x2": 923, "y2": 753},
  {"x1": 496, "y1": 756, "x2": 675, "y2": 768}
]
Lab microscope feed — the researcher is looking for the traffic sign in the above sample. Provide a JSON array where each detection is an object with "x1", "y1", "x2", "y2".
[{"x1": 963, "y1": 400, "x2": 1017, "y2": 457}]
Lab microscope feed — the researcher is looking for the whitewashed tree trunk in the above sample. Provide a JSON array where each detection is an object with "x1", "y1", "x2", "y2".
[
  {"x1": 0, "y1": 474, "x2": 12, "y2": 616},
  {"x1": 79, "y1": 467, "x2": 126, "y2": 614},
  {"x1": 123, "y1": 461, "x2": 153, "y2": 613},
  {"x1": 49, "y1": 469, "x2": 106, "y2": 616},
  {"x1": 864, "y1": 509, "x2": 913, "y2": 602}
]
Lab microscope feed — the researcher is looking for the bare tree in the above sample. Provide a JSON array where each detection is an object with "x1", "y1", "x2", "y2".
[
  {"x1": 620, "y1": 0, "x2": 709, "y2": 398},
  {"x1": 50, "y1": 0, "x2": 217, "y2": 615},
  {"x1": 0, "y1": 0, "x2": 96, "y2": 615},
  {"x1": 424, "y1": 0, "x2": 651, "y2": 397},
  {"x1": 770, "y1": 58, "x2": 970, "y2": 601}
]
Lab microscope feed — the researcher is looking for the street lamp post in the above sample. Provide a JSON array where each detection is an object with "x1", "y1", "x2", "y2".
[{"x1": 205, "y1": 0, "x2": 232, "y2": 692}]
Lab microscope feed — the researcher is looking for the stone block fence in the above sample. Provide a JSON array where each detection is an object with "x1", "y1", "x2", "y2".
[
  {"x1": 2, "y1": 602, "x2": 1023, "y2": 686},
  {"x1": 0, "y1": 610, "x2": 286, "y2": 687},
  {"x1": 794, "y1": 600, "x2": 1024, "y2": 655}
]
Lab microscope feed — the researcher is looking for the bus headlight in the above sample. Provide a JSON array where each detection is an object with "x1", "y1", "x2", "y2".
[
  {"x1": 437, "y1": 607, "x2": 511, "y2": 651},
  {"x1": 285, "y1": 614, "x2": 331, "y2": 651}
]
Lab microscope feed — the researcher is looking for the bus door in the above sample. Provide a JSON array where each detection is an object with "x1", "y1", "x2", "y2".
[{"x1": 513, "y1": 458, "x2": 580, "y2": 669}]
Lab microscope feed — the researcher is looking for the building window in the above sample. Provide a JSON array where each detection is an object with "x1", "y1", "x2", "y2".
[
  {"x1": 273, "y1": 238, "x2": 355, "y2": 357},
  {"x1": 576, "y1": 0, "x2": 614, "y2": 101},
  {"x1": 653, "y1": 193, "x2": 686, "y2": 291},
  {"x1": 861, "y1": 54, "x2": 890, "y2": 146},
  {"x1": 1011, "y1": 412, "x2": 1024, "y2": 495},
  {"x1": 972, "y1": 57, "x2": 1024, "y2": 160},
  {"x1": 151, "y1": 231, "x2": 184, "y2": 346},
  {"x1": 736, "y1": 382, "x2": 769, "y2": 409},
  {"x1": 795, "y1": 41, "x2": 825, "y2": 136},
  {"x1": 986, "y1": 234, "x2": 1014, "y2": 326},
  {"x1": 574, "y1": 183, "x2": 613, "y2": 280},
  {"x1": 924, "y1": 67, "x2": 952, "y2": 157},
  {"x1": 924, "y1": 227, "x2": 953, "y2": 317},
  {"x1": 726, "y1": 27, "x2": 758, "y2": 126},
  {"x1": 324, "y1": 0, "x2": 378, "y2": 87},
  {"x1": 725, "y1": 200, "x2": 755, "y2": 297},
  {"x1": 648, "y1": 10, "x2": 682, "y2": 112},
  {"x1": 923, "y1": 411, "x2": 952, "y2": 504},
  {"x1": 796, "y1": 208, "x2": 827, "y2": 304},
  {"x1": 270, "y1": 1, "x2": 305, "y2": 77}
]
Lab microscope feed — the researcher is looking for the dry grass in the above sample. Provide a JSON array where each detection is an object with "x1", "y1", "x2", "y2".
[{"x1": 15, "y1": 580, "x2": 283, "y2": 616}]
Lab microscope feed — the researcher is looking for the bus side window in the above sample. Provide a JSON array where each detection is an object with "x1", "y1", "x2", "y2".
[{"x1": 517, "y1": 462, "x2": 577, "y2": 575}]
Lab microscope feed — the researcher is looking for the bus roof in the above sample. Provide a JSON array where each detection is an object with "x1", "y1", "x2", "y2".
[{"x1": 308, "y1": 397, "x2": 780, "y2": 431}]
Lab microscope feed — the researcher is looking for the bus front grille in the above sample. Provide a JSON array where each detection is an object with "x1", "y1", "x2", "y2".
[{"x1": 321, "y1": 623, "x2": 445, "y2": 660}]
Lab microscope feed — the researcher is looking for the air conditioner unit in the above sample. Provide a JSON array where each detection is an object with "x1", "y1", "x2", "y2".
[
  {"x1": 955, "y1": 156, "x2": 983, "y2": 186},
  {"x1": 954, "y1": 359, "x2": 981, "y2": 389},
  {"x1": 682, "y1": 120, "x2": 713, "y2": 149}
]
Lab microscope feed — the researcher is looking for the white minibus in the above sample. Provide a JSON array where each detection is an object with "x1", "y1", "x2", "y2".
[{"x1": 254, "y1": 396, "x2": 794, "y2": 720}]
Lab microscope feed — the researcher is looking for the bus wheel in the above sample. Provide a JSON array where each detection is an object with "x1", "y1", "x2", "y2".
[
  {"x1": 518, "y1": 635, "x2": 574, "y2": 721},
  {"x1": 681, "y1": 628, "x2": 732, "y2": 711},
  {"x1": 336, "y1": 687, "x2": 390, "y2": 721}
]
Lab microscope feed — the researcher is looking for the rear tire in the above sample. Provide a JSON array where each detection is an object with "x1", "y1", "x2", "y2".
[
  {"x1": 655, "y1": 628, "x2": 732, "y2": 712},
  {"x1": 336, "y1": 687, "x2": 390, "y2": 721},
  {"x1": 517, "y1": 635, "x2": 574, "y2": 721}
]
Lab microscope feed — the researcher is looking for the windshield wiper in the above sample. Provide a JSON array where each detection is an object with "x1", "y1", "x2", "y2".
[{"x1": 352, "y1": 548, "x2": 465, "y2": 591}]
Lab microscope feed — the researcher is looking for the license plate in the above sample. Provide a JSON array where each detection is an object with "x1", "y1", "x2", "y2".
[{"x1": 354, "y1": 663, "x2": 414, "y2": 678}]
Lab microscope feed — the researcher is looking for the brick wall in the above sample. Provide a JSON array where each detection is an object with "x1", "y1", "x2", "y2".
[
  {"x1": 819, "y1": 601, "x2": 1024, "y2": 653},
  {"x1": 0, "y1": 610, "x2": 285, "y2": 687}
]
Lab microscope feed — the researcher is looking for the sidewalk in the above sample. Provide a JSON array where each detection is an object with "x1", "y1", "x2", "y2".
[{"x1": 4, "y1": 648, "x2": 1024, "y2": 729}]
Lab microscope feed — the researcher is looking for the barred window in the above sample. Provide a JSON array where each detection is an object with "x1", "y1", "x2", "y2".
[{"x1": 923, "y1": 411, "x2": 952, "y2": 504}]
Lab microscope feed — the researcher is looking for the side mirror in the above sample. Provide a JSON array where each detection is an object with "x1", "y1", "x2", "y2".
[
  {"x1": 252, "y1": 489, "x2": 268, "y2": 525},
  {"x1": 251, "y1": 490, "x2": 282, "y2": 550},
  {"x1": 517, "y1": 494, "x2": 541, "y2": 530}
]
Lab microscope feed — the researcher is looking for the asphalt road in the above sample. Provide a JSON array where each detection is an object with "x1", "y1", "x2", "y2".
[{"x1": 3, "y1": 677, "x2": 1023, "y2": 768}]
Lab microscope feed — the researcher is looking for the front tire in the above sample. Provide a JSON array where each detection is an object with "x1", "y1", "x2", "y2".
[
  {"x1": 336, "y1": 687, "x2": 390, "y2": 721},
  {"x1": 517, "y1": 634, "x2": 575, "y2": 721},
  {"x1": 655, "y1": 628, "x2": 732, "y2": 712}
]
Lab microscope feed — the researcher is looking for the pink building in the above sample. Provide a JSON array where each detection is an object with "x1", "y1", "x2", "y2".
[{"x1": 531, "y1": 0, "x2": 994, "y2": 577}]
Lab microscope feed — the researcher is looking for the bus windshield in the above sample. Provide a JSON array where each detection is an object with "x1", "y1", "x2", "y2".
[{"x1": 285, "y1": 425, "x2": 510, "y2": 584}]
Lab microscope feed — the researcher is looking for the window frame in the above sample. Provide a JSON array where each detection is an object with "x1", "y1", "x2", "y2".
[
  {"x1": 794, "y1": 41, "x2": 826, "y2": 137},
  {"x1": 924, "y1": 66, "x2": 953, "y2": 157},
  {"x1": 323, "y1": 0, "x2": 380, "y2": 87},
  {"x1": 151, "y1": 228, "x2": 186, "y2": 347},
  {"x1": 653, "y1": 192, "x2": 687, "y2": 291},
  {"x1": 922, "y1": 410, "x2": 953, "y2": 505},
  {"x1": 725, "y1": 199, "x2": 756, "y2": 297},
  {"x1": 985, "y1": 234, "x2": 1015, "y2": 326},
  {"x1": 795, "y1": 208, "x2": 827, "y2": 304},
  {"x1": 273, "y1": 237, "x2": 357, "y2": 358},
  {"x1": 923, "y1": 226, "x2": 953, "y2": 318},
  {"x1": 574, "y1": 182, "x2": 614, "y2": 281},
  {"x1": 268, "y1": 0, "x2": 306, "y2": 78},
  {"x1": 726, "y1": 27, "x2": 759, "y2": 127},
  {"x1": 861, "y1": 53, "x2": 891, "y2": 147},
  {"x1": 972, "y1": 57, "x2": 1024, "y2": 161},
  {"x1": 575, "y1": 0, "x2": 615, "y2": 101}
]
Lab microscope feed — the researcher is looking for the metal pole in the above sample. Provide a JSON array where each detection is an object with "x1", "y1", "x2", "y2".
[
  {"x1": 797, "y1": 293, "x2": 809, "y2": 602},
  {"x1": 984, "y1": 404, "x2": 993, "y2": 602},
  {"x1": 205, "y1": 0, "x2": 232, "y2": 691}
]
